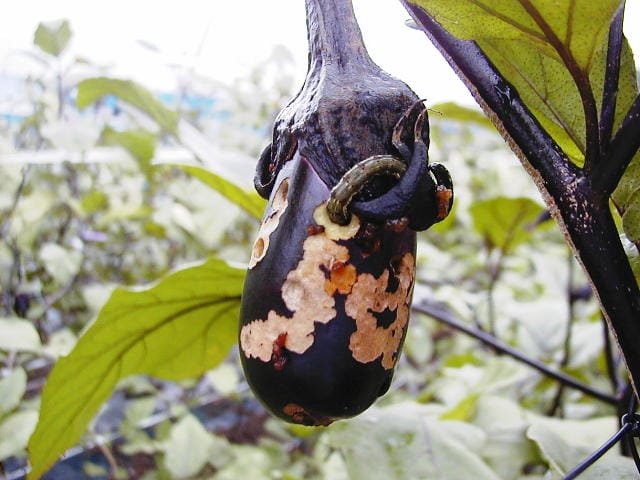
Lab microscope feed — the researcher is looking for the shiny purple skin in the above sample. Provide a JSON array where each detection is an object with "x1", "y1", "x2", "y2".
[{"x1": 239, "y1": 154, "x2": 416, "y2": 426}]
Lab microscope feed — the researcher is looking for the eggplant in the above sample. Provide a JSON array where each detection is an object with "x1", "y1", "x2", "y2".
[{"x1": 239, "y1": 0, "x2": 453, "y2": 426}]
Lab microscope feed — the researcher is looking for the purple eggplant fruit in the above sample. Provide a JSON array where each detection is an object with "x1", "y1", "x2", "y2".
[{"x1": 239, "y1": 0, "x2": 453, "y2": 426}]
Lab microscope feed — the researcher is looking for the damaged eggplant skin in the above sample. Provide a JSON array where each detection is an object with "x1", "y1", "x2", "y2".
[
  {"x1": 239, "y1": 0, "x2": 450, "y2": 426},
  {"x1": 240, "y1": 153, "x2": 416, "y2": 426}
]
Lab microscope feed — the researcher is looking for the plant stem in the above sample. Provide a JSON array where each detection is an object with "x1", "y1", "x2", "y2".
[
  {"x1": 413, "y1": 299, "x2": 618, "y2": 405},
  {"x1": 603, "y1": 315, "x2": 622, "y2": 394},
  {"x1": 97, "y1": 443, "x2": 118, "y2": 478},
  {"x1": 548, "y1": 254, "x2": 578, "y2": 416},
  {"x1": 305, "y1": 0, "x2": 371, "y2": 71},
  {"x1": 403, "y1": 2, "x2": 640, "y2": 399},
  {"x1": 485, "y1": 249, "x2": 503, "y2": 336},
  {"x1": 1, "y1": 167, "x2": 31, "y2": 315}
]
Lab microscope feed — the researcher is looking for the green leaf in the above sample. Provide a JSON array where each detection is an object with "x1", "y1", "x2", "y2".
[
  {"x1": 80, "y1": 191, "x2": 109, "y2": 214},
  {"x1": 411, "y1": 0, "x2": 626, "y2": 163},
  {"x1": 611, "y1": 39, "x2": 640, "y2": 243},
  {"x1": 0, "y1": 411, "x2": 39, "y2": 460},
  {"x1": 585, "y1": 116, "x2": 640, "y2": 246},
  {"x1": 442, "y1": 352, "x2": 480, "y2": 368},
  {"x1": 33, "y1": 19, "x2": 72, "y2": 57},
  {"x1": 171, "y1": 164, "x2": 266, "y2": 221},
  {"x1": 469, "y1": 196, "x2": 544, "y2": 252},
  {"x1": 39, "y1": 243, "x2": 83, "y2": 285},
  {"x1": 206, "y1": 363, "x2": 240, "y2": 396},
  {"x1": 327, "y1": 403, "x2": 500, "y2": 480},
  {"x1": 214, "y1": 444, "x2": 280, "y2": 480},
  {"x1": 27, "y1": 257, "x2": 244, "y2": 480},
  {"x1": 408, "y1": 1, "x2": 640, "y2": 271},
  {"x1": 473, "y1": 396, "x2": 539, "y2": 480},
  {"x1": 0, "y1": 368, "x2": 28, "y2": 414},
  {"x1": 101, "y1": 127, "x2": 156, "y2": 177},
  {"x1": 409, "y1": 0, "x2": 624, "y2": 165},
  {"x1": 76, "y1": 77, "x2": 179, "y2": 135},
  {"x1": 431, "y1": 102, "x2": 495, "y2": 130},
  {"x1": 0, "y1": 317, "x2": 42, "y2": 353},
  {"x1": 123, "y1": 397, "x2": 157, "y2": 426},
  {"x1": 162, "y1": 414, "x2": 230, "y2": 478},
  {"x1": 528, "y1": 420, "x2": 637, "y2": 479},
  {"x1": 439, "y1": 393, "x2": 479, "y2": 421},
  {"x1": 42, "y1": 328, "x2": 78, "y2": 359}
]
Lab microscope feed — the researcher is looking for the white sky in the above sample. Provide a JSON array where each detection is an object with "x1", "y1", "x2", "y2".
[{"x1": 0, "y1": 0, "x2": 639, "y2": 106}]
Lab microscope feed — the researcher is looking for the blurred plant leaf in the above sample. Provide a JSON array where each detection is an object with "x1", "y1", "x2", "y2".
[
  {"x1": 174, "y1": 120, "x2": 256, "y2": 190},
  {"x1": 614, "y1": 139, "x2": 640, "y2": 242},
  {"x1": 0, "y1": 368, "x2": 27, "y2": 414},
  {"x1": 39, "y1": 243, "x2": 83, "y2": 285},
  {"x1": 0, "y1": 411, "x2": 39, "y2": 460},
  {"x1": 101, "y1": 127, "x2": 156, "y2": 177},
  {"x1": 440, "y1": 393, "x2": 479, "y2": 421},
  {"x1": 470, "y1": 196, "x2": 544, "y2": 252},
  {"x1": 473, "y1": 396, "x2": 538, "y2": 480},
  {"x1": 80, "y1": 191, "x2": 109, "y2": 215},
  {"x1": 162, "y1": 414, "x2": 231, "y2": 478},
  {"x1": 42, "y1": 328, "x2": 78, "y2": 359},
  {"x1": 0, "y1": 317, "x2": 42, "y2": 353},
  {"x1": 171, "y1": 164, "x2": 265, "y2": 221},
  {"x1": 528, "y1": 420, "x2": 637, "y2": 479},
  {"x1": 33, "y1": 20, "x2": 72, "y2": 57},
  {"x1": 27, "y1": 257, "x2": 244, "y2": 480},
  {"x1": 436, "y1": 358, "x2": 525, "y2": 422},
  {"x1": 214, "y1": 443, "x2": 282, "y2": 479},
  {"x1": 76, "y1": 77, "x2": 179, "y2": 135},
  {"x1": 328, "y1": 403, "x2": 500, "y2": 480},
  {"x1": 431, "y1": 102, "x2": 495, "y2": 130},
  {"x1": 206, "y1": 363, "x2": 240, "y2": 396}
]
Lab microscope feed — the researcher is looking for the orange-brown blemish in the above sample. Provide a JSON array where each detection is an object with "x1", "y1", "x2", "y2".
[
  {"x1": 283, "y1": 403, "x2": 306, "y2": 423},
  {"x1": 345, "y1": 253, "x2": 416, "y2": 370},
  {"x1": 436, "y1": 185, "x2": 453, "y2": 220},
  {"x1": 271, "y1": 332, "x2": 288, "y2": 371},
  {"x1": 283, "y1": 403, "x2": 334, "y2": 426},
  {"x1": 306, "y1": 224, "x2": 325, "y2": 236},
  {"x1": 324, "y1": 261, "x2": 357, "y2": 296}
]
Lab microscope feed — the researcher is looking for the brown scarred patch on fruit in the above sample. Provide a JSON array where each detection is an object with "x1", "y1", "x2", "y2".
[
  {"x1": 282, "y1": 403, "x2": 306, "y2": 423},
  {"x1": 271, "y1": 332, "x2": 288, "y2": 371},
  {"x1": 249, "y1": 178, "x2": 289, "y2": 269},
  {"x1": 283, "y1": 403, "x2": 334, "y2": 426},
  {"x1": 345, "y1": 253, "x2": 415, "y2": 369},
  {"x1": 240, "y1": 233, "x2": 349, "y2": 361},
  {"x1": 436, "y1": 185, "x2": 453, "y2": 220},
  {"x1": 306, "y1": 224, "x2": 325, "y2": 236}
]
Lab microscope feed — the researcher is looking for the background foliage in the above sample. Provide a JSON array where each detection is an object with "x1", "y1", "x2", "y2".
[{"x1": 0, "y1": 11, "x2": 638, "y2": 480}]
